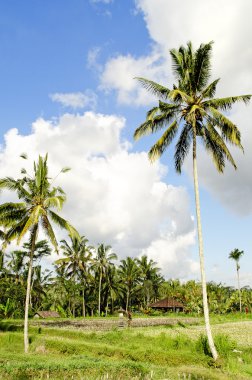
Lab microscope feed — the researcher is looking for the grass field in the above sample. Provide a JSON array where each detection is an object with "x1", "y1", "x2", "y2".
[{"x1": 0, "y1": 316, "x2": 251, "y2": 380}]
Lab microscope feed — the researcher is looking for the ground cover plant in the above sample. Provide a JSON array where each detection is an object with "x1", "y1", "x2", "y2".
[{"x1": 0, "y1": 318, "x2": 251, "y2": 379}]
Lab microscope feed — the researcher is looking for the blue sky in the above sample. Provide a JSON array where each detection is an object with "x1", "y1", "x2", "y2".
[{"x1": 0, "y1": 0, "x2": 251, "y2": 286}]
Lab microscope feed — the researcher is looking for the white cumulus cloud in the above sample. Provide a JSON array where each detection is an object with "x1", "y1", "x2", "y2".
[
  {"x1": 97, "y1": 0, "x2": 252, "y2": 217},
  {"x1": 100, "y1": 49, "x2": 169, "y2": 106},
  {"x1": 0, "y1": 111, "x2": 197, "y2": 279}
]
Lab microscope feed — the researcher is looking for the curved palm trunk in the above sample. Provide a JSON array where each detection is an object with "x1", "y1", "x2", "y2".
[
  {"x1": 192, "y1": 131, "x2": 218, "y2": 361},
  {"x1": 24, "y1": 226, "x2": 38, "y2": 353},
  {"x1": 237, "y1": 265, "x2": 242, "y2": 312}
]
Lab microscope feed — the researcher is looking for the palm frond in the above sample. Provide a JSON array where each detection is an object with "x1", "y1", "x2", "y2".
[
  {"x1": 48, "y1": 210, "x2": 80, "y2": 240},
  {"x1": 135, "y1": 77, "x2": 170, "y2": 99},
  {"x1": 174, "y1": 123, "x2": 192, "y2": 173},
  {"x1": 17, "y1": 206, "x2": 42, "y2": 244},
  {"x1": 20, "y1": 153, "x2": 28, "y2": 160},
  {"x1": 5, "y1": 218, "x2": 29, "y2": 242},
  {"x1": 203, "y1": 124, "x2": 237, "y2": 172},
  {"x1": 203, "y1": 95, "x2": 251, "y2": 110},
  {"x1": 201, "y1": 79, "x2": 220, "y2": 99},
  {"x1": 41, "y1": 215, "x2": 58, "y2": 251},
  {"x1": 44, "y1": 195, "x2": 66, "y2": 210},
  {"x1": 193, "y1": 41, "x2": 213, "y2": 92},
  {"x1": 169, "y1": 88, "x2": 193, "y2": 103},
  {"x1": 148, "y1": 120, "x2": 178, "y2": 162},
  {"x1": 134, "y1": 108, "x2": 177, "y2": 140},
  {"x1": 208, "y1": 107, "x2": 243, "y2": 148}
]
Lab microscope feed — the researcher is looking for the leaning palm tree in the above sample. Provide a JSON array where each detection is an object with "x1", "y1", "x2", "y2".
[
  {"x1": 0, "y1": 154, "x2": 79, "y2": 353},
  {"x1": 229, "y1": 248, "x2": 244, "y2": 312},
  {"x1": 134, "y1": 41, "x2": 251, "y2": 360}
]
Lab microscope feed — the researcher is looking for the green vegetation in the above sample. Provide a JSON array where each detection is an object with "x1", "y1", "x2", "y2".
[{"x1": 0, "y1": 319, "x2": 251, "y2": 379}]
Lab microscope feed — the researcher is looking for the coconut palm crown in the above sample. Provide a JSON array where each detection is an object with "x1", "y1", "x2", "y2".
[
  {"x1": 134, "y1": 41, "x2": 251, "y2": 172},
  {"x1": 0, "y1": 154, "x2": 78, "y2": 248}
]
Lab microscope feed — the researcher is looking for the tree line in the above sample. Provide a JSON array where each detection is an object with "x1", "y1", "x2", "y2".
[{"x1": 1, "y1": 238, "x2": 251, "y2": 319}]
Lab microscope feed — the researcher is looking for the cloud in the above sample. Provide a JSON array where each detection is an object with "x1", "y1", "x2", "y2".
[
  {"x1": 50, "y1": 90, "x2": 97, "y2": 110},
  {"x1": 100, "y1": 48, "x2": 169, "y2": 106},
  {"x1": 0, "y1": 111, "x2": 197, "y2": 280},
  {"x1": 87, "y1": 47, "x2": 103, "y2": 72},
  {"x1": 190, "y1": 105, "x2": 252, "y2": 216},
  {"x1": 135, "y1": 0, "x2": 252, "y2": 95},
  {"x1": 97, "y1": 0, "x2": 252, "y2": 217},
  {"x1": 99, "y1": 0, "x2": 252, "y2": 104}
]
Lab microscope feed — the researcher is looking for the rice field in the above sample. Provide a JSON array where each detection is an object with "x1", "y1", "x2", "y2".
[{"x1": 0, "y1": 317, "x2": 251, "y2": 380}]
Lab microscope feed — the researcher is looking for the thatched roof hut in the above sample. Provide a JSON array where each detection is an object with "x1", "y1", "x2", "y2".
[
  {"x1": 34, "y1": 311, "x2": 60, "y2": 319},
  {"x1": 149, "y1": 298, "x2": 184, "y2": 312}
]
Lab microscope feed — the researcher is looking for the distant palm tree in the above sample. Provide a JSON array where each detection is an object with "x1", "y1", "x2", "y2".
[
  {"x1": 94, "y1": 244, "x2": 117, "y2": 316},
  {"x1": 134, "y1": 41, "x2": 251, "y2": 360},
  {"x1": 136, "y1": 255, "x2": 160, "y2": 306},
  {"x1": 229, "y1": 248, "x2": 244, "y2": 312},
  {"x1": 118, "y1": 257, "x2": 140, "y2": 311},
  {"x1": 0, "y1": 154, "x2": 79, "y2": 353},
  {"x1": 56, "y1": 235, "x2": 93, "y2": 317}
]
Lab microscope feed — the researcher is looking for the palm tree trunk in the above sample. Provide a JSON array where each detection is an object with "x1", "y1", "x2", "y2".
[
  {"x1": 192, "y1": 131, "x2": 218, "y2": 361},
  {"x1": 126, "y1": 288, "x2": 129, "y2": 312},
  {"x1": 106, "y1": 298, "x2": 109, "y2": 317},
  {"x1": 237, "y1": 266, "x2": 242, "y2": 312},
  {"x1": 82, "y1": 284, "x2": 86, "y2": 318},
  {"x1": 98, "y1": 270, "x2": 102, "y2": 316},
  {"x1": 24, "y1": 226, "x2": 37, "y2": 354}
]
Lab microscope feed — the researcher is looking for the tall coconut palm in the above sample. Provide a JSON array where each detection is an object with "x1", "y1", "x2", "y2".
[
  {"x1": 229, "y1": 248, "x2": 244, "y2": 312},
  {"x1": 55, "y1": 235, "x2": 93, "y2": 317},
  {"x1": 133, "y1": 41, "x2": 251, "y2": 360},
  {"x1": 0, "y1": 154, "x2": 79, "y2": 353},
  {"x1": 94, "y1": 244, "x2": 117, "y2": 316}
]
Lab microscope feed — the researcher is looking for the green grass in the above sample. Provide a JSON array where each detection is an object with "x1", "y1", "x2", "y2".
[{"x1": 0, "y1": 318, "x2": 251, "y2": 379}]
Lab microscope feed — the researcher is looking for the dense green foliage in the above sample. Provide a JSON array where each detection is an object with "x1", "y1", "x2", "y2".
[{"x1": 0, "y1": 243, "x2": 251, "y2": 318}]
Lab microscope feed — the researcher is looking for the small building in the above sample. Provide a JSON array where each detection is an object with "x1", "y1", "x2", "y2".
[
  {"x1": 34, "y1": 311, "x2": 60, "y2": 319},
  {"x1": 149, "y1": 298, "x2": 184, "y2": 312}
]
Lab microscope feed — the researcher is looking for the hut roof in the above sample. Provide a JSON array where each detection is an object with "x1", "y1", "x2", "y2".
[
  {"x1": 35, "y1": 311, "x2": 60, "y2": 318},
  {"x1": 149, "y1": 298, "x2": 184, "y2": 308}
]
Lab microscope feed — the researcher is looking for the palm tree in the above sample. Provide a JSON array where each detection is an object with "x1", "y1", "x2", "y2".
[
  {"x1": 118, "y1": 257, "x2": 140, "y2": 312},
  {"x1": 56, "y1": 235, "x2": 93, "y2": 317},
  {"x1": 229, "y1": 248, "x2": 244, "y2": 312},
  {"x1": 133, "y1": 41, "x2": 251, "y2": 360},
  {"x1": 0, "y1": 154, "x2": 79, "y2": 353},
  {"x1": 94, "y1": 244, "x2": 117, "y2": 316},
  {"x1": 136, "y1": 255, "x2": 160, "y2": 306}
]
